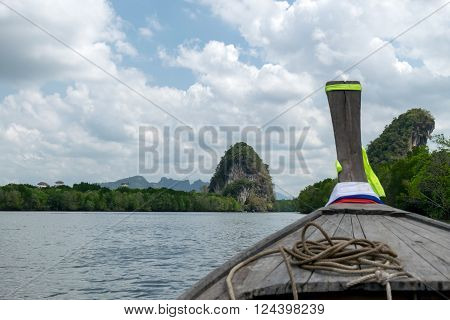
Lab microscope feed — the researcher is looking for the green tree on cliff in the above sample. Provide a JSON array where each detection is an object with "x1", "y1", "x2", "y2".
[
  {"x1": 209, "y1": 142, "x2": 274, "y2": 211},
  {"x1": 367, "y1": 108, "x2": 435, "y2": 165}
]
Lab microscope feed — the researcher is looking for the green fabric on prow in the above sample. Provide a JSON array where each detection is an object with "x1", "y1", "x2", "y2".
[{"x1": 325, "y1": 83, "x2": 362, "y2": 92}]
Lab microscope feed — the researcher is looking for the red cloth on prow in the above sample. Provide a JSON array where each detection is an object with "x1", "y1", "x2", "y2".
[{"x1": 332, "y1": 198, "x2": 378, "y2": 204}]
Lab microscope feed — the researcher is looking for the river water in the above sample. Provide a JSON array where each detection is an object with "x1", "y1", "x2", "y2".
[{"x1": 0, "y1": 211, "x2": 303, "y2": 299}]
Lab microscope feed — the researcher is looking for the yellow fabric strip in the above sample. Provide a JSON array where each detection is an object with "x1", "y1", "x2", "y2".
[
  {"x1": 335, "y1": 160, "x2": 343, "y2": 173},
  {"x1": 361, "y1": 147, "x2": 385, "y2": 197},
  {"x1": 325, "y1": 83, "x2": 362, "y2": 92},
  {"x1": 335, "y1": 147, "x2": 385, "y2": 197}
]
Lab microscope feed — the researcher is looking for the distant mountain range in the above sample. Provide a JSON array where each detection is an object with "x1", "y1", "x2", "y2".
[
  {"x1": 99, "y1": 175, "x2": 293, "y2": 200},
  {"x1": 275, "y1": 192, "x2": 293, "y2": 200},
  {"x1": 99, "y1": 176, "x2": 208, "y2": 192}
]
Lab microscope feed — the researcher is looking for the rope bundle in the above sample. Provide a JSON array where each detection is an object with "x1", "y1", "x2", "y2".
[{"x1": 227, "y1": 221, "x2": 412, "y2": 300}]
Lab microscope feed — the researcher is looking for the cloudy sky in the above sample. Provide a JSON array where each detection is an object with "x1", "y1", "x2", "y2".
[{"x1": 0, "y1": 0, "x2": 449, "y2": 196}]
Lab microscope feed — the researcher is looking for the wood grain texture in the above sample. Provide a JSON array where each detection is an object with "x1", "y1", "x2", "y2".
[
  {"x1": 358, "y1": 214, "x2": 449, "y2": 293},
  {"x1": 351, "y1": 214, "x2": 366, "y2": 239},
  {"x1": 240, "y1": 214, "x2": 344, "y2": 298},
  {"x1": 326, "y1": 81, "x2": 366, "y2": 182},
  {"x1": 179, "y1": 204, "x2": 450, "y2": 300},
  {"x1": 385, "y1": 216, "x2": 450, "y2": 250},
  {"x1": 234, "y1": 215, "x2": 330, "y2": 299},
  {"x1": 398, "y1": 216, "x2": 450, "y2": 237},
  {"x1": 302, "y1": 214, "x2": 360, "y2": 293},
  {"x1": 383, "y1": 216, "x2": 450, "y2": 277},
  {"x1": 178, "y1": 210, "x2": 322, "y2": 299}
]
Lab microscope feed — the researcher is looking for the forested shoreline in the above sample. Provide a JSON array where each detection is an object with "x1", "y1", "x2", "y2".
[{"x1": 0, "y1": 183, "x2": 243, "y2": 212}]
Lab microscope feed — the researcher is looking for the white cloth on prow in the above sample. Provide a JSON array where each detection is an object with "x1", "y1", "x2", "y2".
[{"x1": 326, "y1": 182, "x2": 380, "y2": 206}]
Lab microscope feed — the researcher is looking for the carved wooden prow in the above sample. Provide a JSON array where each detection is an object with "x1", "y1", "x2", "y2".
[{"x1": 326, "y1": 81, "x2": 367, "y2": 183}]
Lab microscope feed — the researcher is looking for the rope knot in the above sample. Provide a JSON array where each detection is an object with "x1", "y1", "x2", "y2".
[{"x1": 374, "y1": 269, "x2": 392, "y2": 285}]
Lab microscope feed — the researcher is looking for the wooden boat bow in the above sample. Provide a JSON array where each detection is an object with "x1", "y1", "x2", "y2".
[{"x1": 179, "y1": 81, "x2": 450, "y2": 299}]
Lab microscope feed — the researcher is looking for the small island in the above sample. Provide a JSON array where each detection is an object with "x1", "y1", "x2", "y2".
[{"x1": 209, "y1": 142, "x2": 275, "y2": 212}]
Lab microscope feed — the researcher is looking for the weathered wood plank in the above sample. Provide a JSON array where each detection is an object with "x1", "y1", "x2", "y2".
[
  {"x1": 200, "y1": 214, "x2": 330, "y2": 300},
  {"x1": 239, "y1": 214, "x2": 345, "y2": 298},
  {"x1": 326, "y1": 81, "x2": 366, "y2": 182},
  {"x1": 397, "y1": 217, "x2": 450, "y2": 243},
  {"x1": 384, "y1": 216, "x2": 450, "y2": 250},
  {"x1": 302, "y1": 214, "x2": 362, "y2": 293},
  {"x1": 382, "y1": 216, "x2": 450, "y2": 278},
  {"x1": 233, "y1": 215, "x2": 330, "y2": 298},
  {"x1": 404, "y1": 213, "x2": 450, "y2": 232},
  {"x1": 298, "y1": 213, "x2": 346, "y2": 292},
  {"x1": 351, "y1": 214, "x2": 366, "y2": 239},
  {"x1": 180, "y1": 210, "x2": 323, "y2": 299},
  {"x1": 335, "y1": 214, "x2": 354, "y2": 238},
  {"x1": 307, "y1": 214, "x2": 355, "y2": 291},
  {"x1": 358, "y1": 214, "x2": 449, "y2": 293},
  {"x1": 266, "y1": 214, "x2": 344, "y2": 294},
  {"x1": 351, "y1": 214, "x2": 366, "y2": 275},
  {"x1": 196, "y1": 277, "x2": 226, "y2": 300}
]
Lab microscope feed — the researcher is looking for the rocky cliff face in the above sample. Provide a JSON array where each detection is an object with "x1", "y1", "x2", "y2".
[
  {"x1": 367, "y1": 108, "x2": 435, "y2": 165},
  {"x1": 209, "y1": 142, "x2": 274, "y2": 211}
]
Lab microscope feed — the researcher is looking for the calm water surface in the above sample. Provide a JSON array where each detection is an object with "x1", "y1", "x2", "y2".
[{"x1": 0, "y1": 211, "x2": 303, "y2": 299}]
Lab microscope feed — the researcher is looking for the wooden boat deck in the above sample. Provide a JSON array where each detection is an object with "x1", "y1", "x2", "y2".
[{"x1": 179, "y1": 204, "x2": 450, "y2": 299}]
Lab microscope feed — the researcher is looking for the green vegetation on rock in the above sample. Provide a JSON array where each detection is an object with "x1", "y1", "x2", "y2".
[
  {"x1": 209, "y1": 142, "x2": 275, "y2": 211},
  {"x1": 367, "y1": 108, "x2": 435, "y2": 165}
]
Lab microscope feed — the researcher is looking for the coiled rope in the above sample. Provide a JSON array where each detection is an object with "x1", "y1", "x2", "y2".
[{"x1": 227, "y1": 221, "x2": 412, "y2": 300}]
